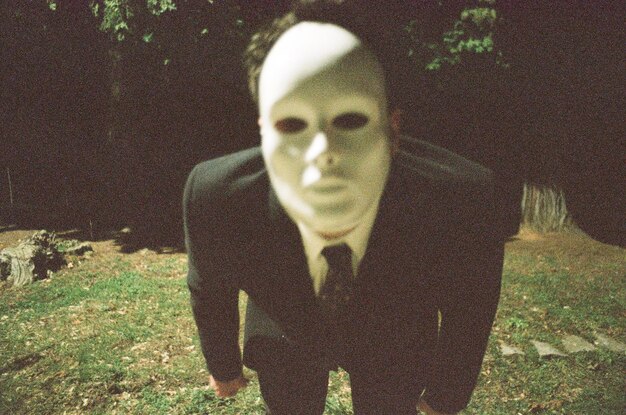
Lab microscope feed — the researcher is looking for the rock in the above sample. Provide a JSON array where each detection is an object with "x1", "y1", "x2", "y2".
[
  {"x1": 595, "y1": 334, "x2": 626, "y2": 353},
  {"x1": 63, "y1": 242, "x2": 93, "y2": 256},
  {"x1": 500, "y1": 341, "x2": 525, "y2": 356},
  {"x1": 531, "y1": 340, "x2": 567, "y2": 358},
  {"x1": 561, "y1": 335, "x2": 596, "y2": 353}
]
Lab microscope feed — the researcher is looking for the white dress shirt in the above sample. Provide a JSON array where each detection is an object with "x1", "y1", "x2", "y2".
[{"x1": 295, "y1": 196, "x2": 382, "y2": 295}]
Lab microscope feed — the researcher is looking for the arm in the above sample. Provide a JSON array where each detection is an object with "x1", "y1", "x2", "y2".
[
  {"x1": 184, "y1": 165, "x2": 244, "y2": 384},
  {"x1": 421, "y1": 218, "x2": 505, "y2": 413}
]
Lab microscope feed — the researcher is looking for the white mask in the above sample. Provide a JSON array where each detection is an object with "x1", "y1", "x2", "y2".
[{"x1": 259, "y1": 22, "x2": 392, "y2": 235}]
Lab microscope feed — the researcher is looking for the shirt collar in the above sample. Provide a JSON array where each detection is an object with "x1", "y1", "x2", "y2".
[{"x1": 296, "y1": 194, "x2": 381, "y2": 267}]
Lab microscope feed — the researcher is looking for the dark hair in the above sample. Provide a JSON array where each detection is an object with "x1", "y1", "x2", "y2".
[{"x1": 244, "y1": 0, "x2": 411, "y2": 109}]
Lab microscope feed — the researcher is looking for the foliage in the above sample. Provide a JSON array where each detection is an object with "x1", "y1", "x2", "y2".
[
  {"x1": 406, "y1": 3, "x2": 500, "y2": 72},
  {"x1": 90, "y1": 0, "x2": 246, "y2": 46},
  {"x1": 89, "y1": 1, "x2": 500, "y2": 76},
  {"x1": 92, "y1": 0, "x2": 177, "y2": 41},
  {"x1": 147, "y1": 0, "x2": 177, "y2": 16}
]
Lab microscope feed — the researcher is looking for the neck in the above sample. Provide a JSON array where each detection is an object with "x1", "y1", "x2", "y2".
[{"x1": 316, "y1": 226, "x2": 356, "y2": 241}]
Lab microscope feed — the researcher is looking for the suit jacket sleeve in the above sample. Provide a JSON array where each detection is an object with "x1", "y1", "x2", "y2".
[
  {"x1": 183, "y1": 164, "x2": 243, "y2": 382},
  {"x1": 422, "y1": 185, "x2": 505, "y2": 414}
]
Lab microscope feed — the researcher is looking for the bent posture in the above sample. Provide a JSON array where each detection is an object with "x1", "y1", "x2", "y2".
[{"x1": 184, "y1": 2, "x2": 505, "y2": 414}]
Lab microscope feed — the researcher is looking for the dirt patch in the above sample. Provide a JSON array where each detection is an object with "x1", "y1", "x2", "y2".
[
  {"x1": 507, "y1": 228, "x2": 623, "y2": 259},
  {"x1": 0, "y1": 227, "x2": 43, "y2": 251},
  {"x1": 506, "y1": 227, "x2": 625, "y2": 277}
]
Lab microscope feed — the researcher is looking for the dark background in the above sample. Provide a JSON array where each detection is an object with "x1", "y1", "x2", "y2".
[{"x1": 1, "y1": 1, "x2": 623, "y2": 248}]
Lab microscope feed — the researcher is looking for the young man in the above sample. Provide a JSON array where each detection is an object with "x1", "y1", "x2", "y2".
[{"x1": 184, "y1": 2, "x2": 505, "y2": 414}]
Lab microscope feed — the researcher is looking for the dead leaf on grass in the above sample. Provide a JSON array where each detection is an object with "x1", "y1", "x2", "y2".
[{"x1": 529, "y1": 399, "x2": 563, "y2": 412}]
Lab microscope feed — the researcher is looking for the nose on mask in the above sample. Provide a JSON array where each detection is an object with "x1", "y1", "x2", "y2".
[
  {"x1": 314, "y1": 152, "x2": 337, "y2": 169},
  {"x1": 306, "y1": 132, "x2": 340, "y2": 169}
]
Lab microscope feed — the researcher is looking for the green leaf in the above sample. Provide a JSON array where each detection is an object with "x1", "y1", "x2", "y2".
[
  {"x1": 426, "y1": 61, "x2": 441, "y2": 71},
  {"x1": 147, "y1": 0, "x2": 177, "y2": 16},
  {"x1": 90, "y1": 2, "x2": 100, "y2": 17}
]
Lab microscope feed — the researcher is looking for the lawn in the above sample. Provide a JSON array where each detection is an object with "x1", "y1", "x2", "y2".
[{"x1": 0, "y1": 228, "x2": 624, "y2": 414}]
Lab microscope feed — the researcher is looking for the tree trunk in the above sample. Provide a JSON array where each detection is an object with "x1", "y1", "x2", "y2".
[
  {"x1": 0, "y1": 231, "x2": 65, "y2": 287},
  {"x1": 520, "y1": 183, "x2": 574, "y2": 232}
]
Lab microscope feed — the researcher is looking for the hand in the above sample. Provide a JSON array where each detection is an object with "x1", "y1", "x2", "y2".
[
  {"x1": 418, "y1": 398, "x2": 451, "y2": 415},
  {"x1": 209, "y1": 374, "x2": 249, "y2": 398}
]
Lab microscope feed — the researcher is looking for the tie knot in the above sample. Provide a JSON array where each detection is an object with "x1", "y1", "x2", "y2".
[{"x1": 322, "y1": 244, "x2": 352, "y2": 272}]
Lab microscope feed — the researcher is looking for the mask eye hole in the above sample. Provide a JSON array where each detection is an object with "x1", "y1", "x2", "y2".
[
  {"x1": 333, "y1": 112, "x2": 369, "y2": 130},
  {"x1": 275, "y1": 117, "x2": 308, "y2": 133}
]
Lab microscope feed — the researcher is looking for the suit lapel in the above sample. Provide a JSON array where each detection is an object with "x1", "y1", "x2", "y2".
[
  {"x1": 264, "y1": 187, "x2": 317, "y2": 302},
  {"x1": 356, "y1": 158, "x2": 431, "y2": 294},
  {"x1": 252, "y1": 187, "x2": 325, "y2": 342}
]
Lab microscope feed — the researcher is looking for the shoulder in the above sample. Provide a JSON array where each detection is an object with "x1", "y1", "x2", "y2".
[
  {"x1": 184, "y1": 147, "x2": 267, "y2": 207},
  {"x1": 393, "y1": 136, "x2": 501, "y2": 239},
  {"x1": 393, "y1": 136, "x2": 495, "y2": 209},
  {"x1": 183, "y1": 148, "x2": 270, "y2": 234},
  {"x1": 395, "y1": 136, "x2": 494, "y2": 190}
]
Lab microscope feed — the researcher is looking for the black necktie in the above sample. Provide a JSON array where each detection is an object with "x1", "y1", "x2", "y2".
[{"x1": 319, "y1": 244, "x2": 354, "y2": 325}]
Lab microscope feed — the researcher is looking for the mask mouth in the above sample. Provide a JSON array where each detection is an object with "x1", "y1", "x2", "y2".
[
  {"x1": 308, "y1": 184, "x2": 347, "y2": 195},
  {"x1": 304, "y1": 176, "x2": 348, "y2": 192}
]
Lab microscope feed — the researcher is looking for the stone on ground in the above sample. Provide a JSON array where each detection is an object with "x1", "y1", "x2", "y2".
[
  {"x1": 499, "y1": 341, "x2": 525, "y2": 356},
  {"x1": 64, "y1": 242, "x2": 93, "y2": 256},
  {"x1": 561, "y1": 335, "x2": 596, "y2": 353},
  {"x1": 531, "y1": 340, "x2": 567, "y2": 357},
  {"x1": 595, "y1": 334, "x2": 626, "y2": 353}
]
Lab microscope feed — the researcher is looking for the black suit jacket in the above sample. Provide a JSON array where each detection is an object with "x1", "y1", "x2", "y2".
[{"x1": 183, "y1": 137, "x2": 505, "y2": 414}]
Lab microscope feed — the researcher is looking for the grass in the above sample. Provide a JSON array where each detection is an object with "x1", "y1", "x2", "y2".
[{"x1": 0, "y1": 230, "x2": 624, "y2": 414}]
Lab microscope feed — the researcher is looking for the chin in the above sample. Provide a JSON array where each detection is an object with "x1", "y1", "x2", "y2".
[{"x1": 306, "y1": 212, "x2": 362, "y2": 234}]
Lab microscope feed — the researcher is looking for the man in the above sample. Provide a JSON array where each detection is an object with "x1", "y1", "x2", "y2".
[{"x1": 184, "y1": 2, "x2": 505, "y2": 414}]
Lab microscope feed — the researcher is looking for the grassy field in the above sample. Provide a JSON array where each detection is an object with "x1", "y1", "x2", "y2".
[{"x1": 0, "y1": 228, "x2": 624, "y2": 414}]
